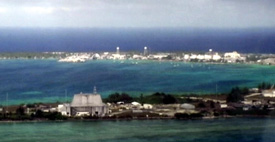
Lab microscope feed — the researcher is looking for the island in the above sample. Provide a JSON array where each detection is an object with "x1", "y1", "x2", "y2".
[
  {"x1": 0, "y1": 48, "x2": 274, "y2": 65},
  {"x1": 0, "y1": 82, "x2": 274, "y2": 121}
]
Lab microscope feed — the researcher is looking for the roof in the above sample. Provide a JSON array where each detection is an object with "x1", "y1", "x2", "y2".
[
  {"x1": 263, "y1": 89, "x2": 275, "y2": 94},
  {"x1": 180, "y1": 103, "x2": 195, "y2": 110},
  {"x1": 71, "y1": 93, "x2": 105, "y2": 107}
]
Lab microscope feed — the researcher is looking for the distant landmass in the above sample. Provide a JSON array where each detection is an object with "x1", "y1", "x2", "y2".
[{"x1": 0, "y1": 28, "x2": 275, "y2": 53}]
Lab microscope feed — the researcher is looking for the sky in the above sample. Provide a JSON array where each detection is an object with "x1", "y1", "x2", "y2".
[{"x1": 0, "y1": 0, "x2": 274, "y2": 28}]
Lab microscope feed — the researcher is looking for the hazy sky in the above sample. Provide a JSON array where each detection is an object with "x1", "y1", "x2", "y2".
[{"x1": 0, "y1": 0, "x2": 274, "y2": 28}]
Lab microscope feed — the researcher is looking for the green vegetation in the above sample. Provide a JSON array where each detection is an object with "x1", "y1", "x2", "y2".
[
  {"x1": 258, "y1": 82, "x2": 273, "y2": 90},
  {"x1": 0, "y1": 52, "x2": 65, "y2": 59},
  {"x1": 226, "y1": 87, "x2": 249, "y2": 103},
  {"x1": 142, "y1": 92, "x2": 177, "y2": 104},
  {"x1": 33, "y1": 110, "x2": 67, "y2": 120},
  {"x1": 0, "y1": 107, "x2": 67, "y2": 121},
  {"x1": 104, "y1": 93, "x2": 134, "y2": 103},
  {"x1": 104, "y1": 92, "x2": 177, "y2": 104},
  {"x1": 1, "y1": 82, "x2": 274, "y2": 121}
]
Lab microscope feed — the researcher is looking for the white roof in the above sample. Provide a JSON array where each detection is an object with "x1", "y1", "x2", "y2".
[
  {"x1": 71, "y1": 93, "x2": 105, "y2": 107},
  {"x1": 180, "y1": 103, "x2": 195, "y2": 110},
  {"x1": 131, "y1": 102, "x2": 141, "y2": 106}
]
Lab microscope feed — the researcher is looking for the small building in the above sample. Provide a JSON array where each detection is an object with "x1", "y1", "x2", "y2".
[
  {"x1": 212, "y1": 53, "x2": 222, "y2": 61},
  {"x1": 70, "y1": 87, "x2": 109, "y2": 117},
  {"x1": 262, "y1": 58, "x2": 275, "y2": 65},
  {"x1": 112, "y1": 54, "x2": 126, "y2": 60},
  {"x1": 224, "y1": 51, "x2": 244, "y2": 63},
  {"x1": 143, "y1": 104, "x2": 153, "y2": 109},
  {"x1": 58, "y1": 103, "x2": 71, "y2": 116},
  {"x1": 131, "y1": 102, "x2": 141, "y2": 106},
  {"x1": 117, "y1": 101, "x2": 124, "y2": 105},
  {"x1": 180, "y1": 103, "x2": 195, "y2": 110},
  {"x1": 220, "y1": 103, "x2": 228, "y2": 109},
  {"x1": 184, "y1": 54, "x2": 190, "y2": 60},
  {"x1": 263, "y1": 89, "x2": 275, "y2": 97},
  {"x1": 190, "y1": 54, "x2": 198, "y2": 60},
  {"x1": 224, "y1": 51, "x2": 241, "y2": 59}
]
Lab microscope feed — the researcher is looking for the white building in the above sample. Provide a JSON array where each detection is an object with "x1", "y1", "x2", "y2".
[
  {"x1": 111, "y1": 54, "x2": 126, "y2": 60},
  {"x1": 58, "y1": 53, "x2": 91, "y2": 63},
  {"x1": 190, "y1": 54, "x2": 197, "y2": 60},
  {"x1": 70, "y1": 87, "x2": 109, "y2": 117},
  {"x1": 197, "y1": 55, "x2": 205, "y2": 60},
  {"x1": 224, "y1": 51, "x2": 245, "y2": 63},
  {"x1": 224, "y1": 51, "x2": 241, "y2": 59},
  {"x1": 184, "y1": 54, "x2": 190, "y2": 60},
  {"x1": 263, "y1": 89, "x2": 275, "y2": 97},
  {"x1": 180, "y1": 103, "x2": 195, "y2": 110},
  {"x1": 58, "y1": 103, "x2": 71, "y2": 116},
  {"x1": 132, "y1": 54, "x2": 143, "y2": 60},
  {"x1": 212, "y1": 53, "x2": 222, "y2": 61},
  {"x1": 91, "y1": 53, "x2": 101, "y2": 60},
  {"x1": 143, "y1": 104, "x2": 153, "y2": 109},
  {"x1": 220, "y1": 104, "x2": 228, "y2": 108},
  {"x1": 204, "y1": 55, "x2": 212, "y2": 60},
  {"x1": 262, "y1": 58, "x2": 275, "y2": 65},
  {"x1": 149, "y1": 54, "x2": 168, "y2": 60}
]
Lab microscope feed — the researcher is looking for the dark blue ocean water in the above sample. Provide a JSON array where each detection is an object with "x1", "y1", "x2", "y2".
[{"x1": 0, "y1": 28, "x2": 275, "y2": 53}]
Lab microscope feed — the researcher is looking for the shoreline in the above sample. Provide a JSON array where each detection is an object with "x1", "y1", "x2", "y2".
[
  {"x1": 0, "y1": 58, "x2": 274, "y2": 66},
  {"x1": 0, "y1": 51, "x2": 274, "y2": 66},
  {"x1": 0, "y1": 115, "x2": 274, "y2": 123}
]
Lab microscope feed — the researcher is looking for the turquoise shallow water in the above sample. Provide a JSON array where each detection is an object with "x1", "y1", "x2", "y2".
[
  {"x1": 0, "y1": 59, "x2": 274, "y2": 105},
  {"x1": 0, "y1": 118, "x2": 275, "y2": 142}
]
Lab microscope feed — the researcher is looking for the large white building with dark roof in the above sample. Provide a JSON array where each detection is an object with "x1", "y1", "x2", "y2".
[{"x1": 70, "y1": 87, "x2": 109, "y2": 117}]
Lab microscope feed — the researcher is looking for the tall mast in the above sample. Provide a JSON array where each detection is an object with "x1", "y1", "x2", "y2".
[
  {"x1": 6, "y1": 93, "x2": 8, "y2": 113},
  {"x1": 116, "y1": 47, "x2": 120, "y2": 55},
  {"x1": 93, "y1": 86, "x2": 97, "y2": 94},
  {"x1": 65, "y1": 89, "x2": 68, "y2": 103},
  {"x1": 215, "y1": 84, "x2": 218, "y2": 101},
  {"x1": 144, "y1": 46, "x2": 148, "y2": 56}
]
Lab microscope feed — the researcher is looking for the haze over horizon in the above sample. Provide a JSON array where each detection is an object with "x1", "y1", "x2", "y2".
[
  {"x1": 0, "y1": 0, "x2": 275, "y2": 29},
  {"x1": 0, "y1": 1, "x2": 275, "y2": 53}
]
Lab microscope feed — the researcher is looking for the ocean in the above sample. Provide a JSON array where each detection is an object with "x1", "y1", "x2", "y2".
[
  {"x1": 0, "y1": 118, "x2": 274, "y2": 142},
  {"x1": 0, "y1": 59, "x2": 274, "y2": 105},
  {"x1": 0, "y1": 28, "x2": 275, "y2": 142},
  {"x1": 0, "y1": 28, "x2": 275, "y2": 53}
]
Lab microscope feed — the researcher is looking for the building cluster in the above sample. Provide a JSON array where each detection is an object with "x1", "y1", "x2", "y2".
[
  {"x1": 57, "y1": 47, "x2": 251, "y2": 64},
  {"x1": 55, "y1": 85, "x2": 275, "y2": 118},
  {"x1": 58, "y1": 53, "x2": 91, "y2": 63},
  {"x1": 257, "y1": 58, "x2": 275, "y2": 65},
  {"x1": 1, "y1": 85, "x2": 274, "y2": 119}
]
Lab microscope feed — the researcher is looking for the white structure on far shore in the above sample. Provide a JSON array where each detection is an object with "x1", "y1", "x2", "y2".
[
  {"x1": 116, "y1": 47, "x2": 120, "y2": 55},
  {"x1": 58, "y1": 53, "x2": 90, "y2": 63},
  {"x1": 184, "y1": 54, "x2": 190, "y2": 60},
  {"x1": 110, "y1": 47, "x2": 126, "y2": 60},
  {"x1": 224, "y1": 51, "x2": 241, "y2": 59},
  {"x1": 144, "y1": 46, "x2": 148, "y2": 56},
  {"x1": 213, "y1": 53, "x2": 222, "y2": 61},
  {"x1": 224, "y1": 51, "x2": 246, "y2": 63}
]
